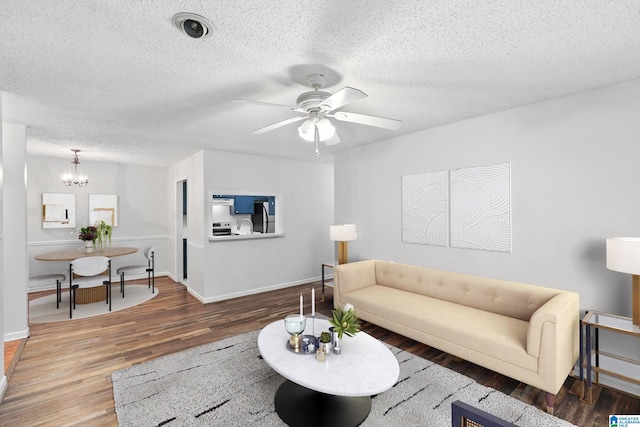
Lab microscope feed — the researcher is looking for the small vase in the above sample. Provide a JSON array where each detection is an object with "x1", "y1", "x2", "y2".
[
  {"x1": 84, "y1": 240, "x2": 94, "y2": 253},
  {"x1": 96, "y1": 239, "x2": 107, "y2": 251},
  {"x1": 319, "y1": 341, "x2": 331, "y2": 354},
  {"x1": 330, "y1": 327, "x2": 342, "y2": 355}
]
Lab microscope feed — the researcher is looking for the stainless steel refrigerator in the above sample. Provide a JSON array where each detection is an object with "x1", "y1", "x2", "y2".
[{"x1": 252, "y1": 201, "x2": 275, "y2": 234}]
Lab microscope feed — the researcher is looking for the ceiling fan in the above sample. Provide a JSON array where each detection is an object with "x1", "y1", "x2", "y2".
[{"x1": 233, "y1": 74, "x2": 402, "y2": 155}]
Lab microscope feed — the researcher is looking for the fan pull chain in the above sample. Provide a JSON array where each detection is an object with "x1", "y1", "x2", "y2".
[{"x1": 314, "y1": 123, "x2": 320, "y2": 155}]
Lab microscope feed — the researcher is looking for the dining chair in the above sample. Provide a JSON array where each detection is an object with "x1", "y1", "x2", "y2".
[
  {"x1": 69, "y1": 256, "x2": 112, "y2": 318},
  {"x1": 28, "y1": 273, "x2": 66, "y2": 309},
  {"x1": 116, "y1": 246, "x2": 155, "y2": 297}
]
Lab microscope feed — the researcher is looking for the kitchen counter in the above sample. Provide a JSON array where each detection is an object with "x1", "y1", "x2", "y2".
[{"x1": 209, "y1": 232, "x2": 285, "y2": 242}]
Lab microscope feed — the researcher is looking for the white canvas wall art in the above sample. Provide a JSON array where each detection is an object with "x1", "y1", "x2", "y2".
[
  {"x1": 449, "y1": 163, "x2": 511, "y2": 252},
  {"x1": 401, "y1": 171, "x2": 448, "y2": 246}
]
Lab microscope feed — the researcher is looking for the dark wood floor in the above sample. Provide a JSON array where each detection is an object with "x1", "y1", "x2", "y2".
[{"x1": 1, "y1": 277, "x2": 637, "y2": 426}]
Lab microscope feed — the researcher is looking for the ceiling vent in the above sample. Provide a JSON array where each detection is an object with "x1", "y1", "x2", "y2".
[{"x1": 172, "y1": 13, "x2": 214, "y2": 39}]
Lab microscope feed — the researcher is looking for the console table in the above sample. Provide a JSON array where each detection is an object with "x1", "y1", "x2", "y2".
[
  {"x1": 321, "y1": 261, "x2": 337, "y2": 302},
  {"x1": 580, "y1": 310, "x2": 640, "y2": 403}
]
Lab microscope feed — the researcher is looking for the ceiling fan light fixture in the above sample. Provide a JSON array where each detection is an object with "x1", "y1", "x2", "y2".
[
  {"x1": 236, "y1": 73, "x2": 402, "y2": 155},
  {"x1": 317, "y1": 118, "x2": 335, "y2": 140},
  {"x1": 298, "y1": 118, "x2": 335, "y2": 142},
  {"x1": 298, "y1": 119, "x2": 315, "y2": 141}
]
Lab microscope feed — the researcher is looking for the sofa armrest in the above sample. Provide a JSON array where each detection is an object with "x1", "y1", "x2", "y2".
[
  {"x1": 333, "y1": 260, "x2": 377, "y2": 306},
  {"x1": 526, "y1": 291, "x2": 579, "y2": 393},
  {"x1": 527, "y1": 292, "x2": 578, "y2": 357}
]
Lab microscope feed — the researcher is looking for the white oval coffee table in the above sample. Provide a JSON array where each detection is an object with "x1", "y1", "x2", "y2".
[{"x1": 258, "y1": 317, "x2": 399, "y2": 426}]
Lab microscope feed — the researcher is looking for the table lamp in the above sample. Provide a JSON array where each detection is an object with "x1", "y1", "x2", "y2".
[
  {"x1": 606, "y1": 237, "x2": 640, "y2": 326},
  {"x1": 330, "y1": 224, "x2": 357, "y2": 265}
]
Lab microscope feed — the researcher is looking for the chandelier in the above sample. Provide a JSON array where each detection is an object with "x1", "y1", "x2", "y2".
[{"x1": 62, "y1": 149, "x2": 89, "y2": 187}]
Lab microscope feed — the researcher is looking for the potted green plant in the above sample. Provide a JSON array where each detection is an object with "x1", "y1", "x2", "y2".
[
  {"x1": 94, "y1": 220, "x2": 113, "y2": 251},
  {"x1": 329, "y1": 304, "x2": 360, "y2": 340},
  {"x1": 317, "y1": 331, "x2": 331, "y2": 361},
  {"x1": 319, "y1": 331, "x2": 331, "y2": 353}
]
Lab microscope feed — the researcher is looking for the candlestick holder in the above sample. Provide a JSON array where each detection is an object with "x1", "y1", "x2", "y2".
[{"x1": 284, "y1": 314, "x2": 306, "y2": 351}]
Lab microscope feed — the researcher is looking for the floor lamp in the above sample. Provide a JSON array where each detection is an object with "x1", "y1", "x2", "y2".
[
  {"x1": 330, "y1": 224, "x2": 357, "y2": 265},
  {"x1": 606, "y1": 237, "x2": 640, "y2": 326}
]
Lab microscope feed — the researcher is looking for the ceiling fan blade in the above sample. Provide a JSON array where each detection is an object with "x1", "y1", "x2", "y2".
[
  {"x1": 233, "y1": 99, "x2": 300, "y2": 111},
  {"x1": 331, "y1": 111, "x2": 402, "y2": 130},
  {"x1": 324, "y1": 131, "x2": 341, "y2": 146},
  {"x1": 251, "y1": 116, "x2": 307, "y2": 134},
  {"x1": 320, "y1": 87, "x2": 367, "y2": 111}
]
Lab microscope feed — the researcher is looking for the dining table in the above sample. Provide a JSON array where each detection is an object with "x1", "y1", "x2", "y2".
[
  {"x1": 34, "y1": 246, "x2": 138, "y2": 261},
  {"x1": 35, "y1": 246, "x2": 138, "y2": 303}
]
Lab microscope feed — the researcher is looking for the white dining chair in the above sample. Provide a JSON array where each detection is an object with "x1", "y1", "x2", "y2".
[
  {"x1": 116, "y1": 246, "x2": 155, "y2": 297},
  {"x1": 69, "y1": 256, "x2": 112, "y2": 318}
]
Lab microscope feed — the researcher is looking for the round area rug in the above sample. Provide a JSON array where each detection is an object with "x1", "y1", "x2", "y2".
[{"x1": 29, "y1": 285, "x2": 158, "y2": 323}]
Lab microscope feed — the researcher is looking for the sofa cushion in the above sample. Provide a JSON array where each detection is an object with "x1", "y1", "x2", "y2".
[
  {"x1": 343, "y1": 285, "x2": 538, "y2": 372},
  {"x1": 374, "y1": 260, "x2": 558, "y2": 321}
]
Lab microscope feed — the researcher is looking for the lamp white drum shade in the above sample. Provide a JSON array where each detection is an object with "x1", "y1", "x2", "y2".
[
  {"x1": 606, "y1": 237, "x2": 640, "y2": 326},
  {"x1": 606, "y1": 237, "x2": 640, "y2": 274},
  {"x1": 330, "y1": 224, "x2": 357, "y2": 242}
]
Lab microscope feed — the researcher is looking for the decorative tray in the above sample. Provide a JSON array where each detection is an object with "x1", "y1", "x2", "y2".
[{"x1": 286, "y1": 334, "x2": 318, "y2": 355}]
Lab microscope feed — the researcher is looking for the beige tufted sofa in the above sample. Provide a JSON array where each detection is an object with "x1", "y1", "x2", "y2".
[{"x1": 333, "y1": 259, "x2": 579, "y2": 414}]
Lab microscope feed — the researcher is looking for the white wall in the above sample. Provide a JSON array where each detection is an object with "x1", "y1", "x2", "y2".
[
  {"x1": 168, "y1": 151, "x2": 204, "y2": 295},
  {"x1": 27, "y1": 156, "x2": 170, "y2": 287},
  {"x1": 3, "y1": 123, "x2": 28, "y2": 341},
  {"x1": 0, "y1": 96, "x2": 6, "y2": 401},
  {"x1": 168, "y1": 150, "x2": 334, "y2": 302},
  {"x1": 334, "y1": 78, "x2": 640, "y2": 394}
]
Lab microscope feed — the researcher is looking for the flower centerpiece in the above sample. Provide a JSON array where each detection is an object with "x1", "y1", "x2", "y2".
[
  {"x1": 79, "y1": 226, "x2": 97, "y2": 242},
  {"x1": 94, "y1": 220, "x2": 113, "y2": 251},
  {"x1": 79, "y1": 226, "x2": 97, "y2": 253}
]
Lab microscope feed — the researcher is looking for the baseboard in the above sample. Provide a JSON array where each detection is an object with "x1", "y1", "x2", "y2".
[
  {"x1": 186, "y1": 287, "x2": 205, "y2": 303},
  {"x1": 4, "y1": 328, "x2": 29, "y2": 342},
  {"x1": 192, "y1": 276, "x2": 321, "y2": 304},
  {"x1": 0, "y1": 375, "x2": 7, "y2": 404},
  {"x1": 4, "y1": 339, "x2": 27, "y2": 383}
]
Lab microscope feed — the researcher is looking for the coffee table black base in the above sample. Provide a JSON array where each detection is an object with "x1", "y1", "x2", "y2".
[{"x1": 274, "y1": 379, "x2": 371, "y2": 427}]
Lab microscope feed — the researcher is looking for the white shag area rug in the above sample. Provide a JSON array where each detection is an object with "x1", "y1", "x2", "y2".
[
  {"x1": 30, "y1": 285, "x2": 158, "y2": 323},
  {"x1": 112, "y1": 329, "x2": 576, "y2": 427}
]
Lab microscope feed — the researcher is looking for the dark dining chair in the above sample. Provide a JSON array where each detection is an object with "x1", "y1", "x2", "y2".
[
  {"x1": 116, "y1": 246, "x2": 155, "y2": 297},
  {"x1": 28, "y1": 273, "x2": 66, "y2": 309}
]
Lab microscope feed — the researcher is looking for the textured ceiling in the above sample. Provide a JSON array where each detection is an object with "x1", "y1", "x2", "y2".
[{"x1": 2, "y1": 1, "x2": 640, "y2": 167}]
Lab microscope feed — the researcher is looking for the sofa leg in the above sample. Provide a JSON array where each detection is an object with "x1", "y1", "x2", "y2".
[{"x1": 546, "y1": 392, "x2": 555, "y2": 415}]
